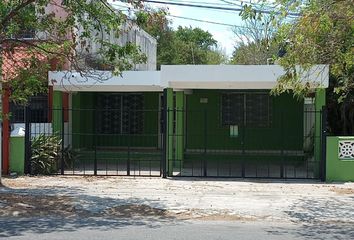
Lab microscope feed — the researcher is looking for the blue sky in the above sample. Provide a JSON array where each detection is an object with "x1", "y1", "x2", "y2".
[{"x1": 111, "y1": 0, "x2": 249, "y2": 56}]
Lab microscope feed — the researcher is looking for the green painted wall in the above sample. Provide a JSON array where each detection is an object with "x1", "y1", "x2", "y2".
[
  {"x1": 72, "y1": 92, "x2": 96, "y2": 149},
  {"x1": 326, "y1": 136, "x2": 354, "y2": 182},
  {"x1": 175, "y1": 91, "x2": 184, "y2": 166},
  {"x1": 9, "y1": 136, "x2": 25, "y2": 174},
  {"x1": 52, "y1": 91, "x2": 63, "y2": 135},
  {"x1": 185, "y1": 90, "x2": 304, "y2": 151},
  {"x1": 71, "y1": 92, "x2": 160, "y2": 149}
]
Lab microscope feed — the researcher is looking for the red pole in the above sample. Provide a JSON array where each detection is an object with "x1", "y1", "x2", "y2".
[{"x1": 2, "y1": 87, "x2": 10, "y2": 175}]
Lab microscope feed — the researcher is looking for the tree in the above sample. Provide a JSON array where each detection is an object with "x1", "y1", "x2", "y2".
[
  {"x1": 0, "y1": 0, "x2": 146, "y2": 104},
  {"x1": 241, "y1": 0, "x2": 354, "y2": 135},
  {"x1": 165, "y1": 26, "x2": 227, "y2": 66},
  {"x1": 231, "y1": 39, "x2": 278, "y2": 65},
  {"x1": 134, "y1": 8, "x2": 177, "y2": 68},
  {"x1": 231, "y1": 16, "x2": 278, "y2": 65},
  {"x1": 135, "y1": 9, "x2": 227, "y2": 67}
]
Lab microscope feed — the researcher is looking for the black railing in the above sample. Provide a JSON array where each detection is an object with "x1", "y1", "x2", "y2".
[
  {"x1": 23, "y1": 104, "x2": 326, "y2": 180},
  {"x1": 167, "y1": 108, "x2": 324, "y2": 179},
  {"x1": 25, "y1": 107, "x2": 163, "y2": 177}
]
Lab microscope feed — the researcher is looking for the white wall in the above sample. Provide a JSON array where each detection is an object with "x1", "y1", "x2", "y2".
[
  {"x1": 77, "y1": 21, "x2": 157, "y2": 71},
  {"x1": 49, "y1": 70, "x2": 163, "y2": 92},
  {"x1": 161, "y1": 65, "x2": 329, "y2": 90},
  {"x1": 12, "y1": 123, "x2": 70, "y2": 147}
]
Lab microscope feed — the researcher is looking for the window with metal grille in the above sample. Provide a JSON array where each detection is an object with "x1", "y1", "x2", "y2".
[
  {"x1": 221, "y1": 93, "x2": 272, "y2": 127},
  {"x1": 97, "y1": 93, "x2": 144, "y2": 134},
  {"x1": 10, "y1": 95, "x2": 48, "y2": 123}
]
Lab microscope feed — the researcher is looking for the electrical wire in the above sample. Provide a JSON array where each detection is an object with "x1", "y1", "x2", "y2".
[
  {"x1": 142, "y1": 0, "x2": 300, "y2": 16},
  {"x1": 112, "y1": 3, "x2": 260, "y2": 29}
]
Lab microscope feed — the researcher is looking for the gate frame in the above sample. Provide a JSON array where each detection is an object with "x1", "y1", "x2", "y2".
[
  {"x1": 24, "y1": 105, "x2": 164, "y2": 177},
  {"x1": 320, "y1": 106, "x2": 327, "y2": 182},
  {"x1": 165, "y1": 95, "x2": 327, "y2": 180},
  {"x1": 23, "y1": 92, "x2": 328, "y2": 180}
]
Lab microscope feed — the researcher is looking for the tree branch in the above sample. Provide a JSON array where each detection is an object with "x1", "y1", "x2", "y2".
[{"x1": 0, "y1": 0, "x2": 36, "y2": 29}]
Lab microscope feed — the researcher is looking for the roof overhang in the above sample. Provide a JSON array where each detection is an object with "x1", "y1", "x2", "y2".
[
  {"x1": 49, "y1": 65, "x2": 329, "y2": 92},
  {"x1": 49, "y1": 71, "x2": 163, "y2": 92},
  {"x1": 161, "y1": 65, "x2": 329, "y2": 90}
]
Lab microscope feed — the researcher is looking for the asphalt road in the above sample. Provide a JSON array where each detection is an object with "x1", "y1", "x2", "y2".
[{"x1": 1, "y1": 218, "x2": 354, "y2": 240}]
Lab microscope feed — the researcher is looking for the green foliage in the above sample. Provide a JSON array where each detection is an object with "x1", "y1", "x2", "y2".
[
  {"x1": 0, "y1": 0, "x2": 146, "y2": 104},
  {"x1": 240, "y1": 0, "x2": 354, "y2": 100},
  {"x1": 175, "y1": 26, "x2": 217, "y2": 50},
  {"x1": 170, "y1": 26, "x2": 226, "y2": 65},
  {"x1": 231, "y1": 40, "x2": 278, "y2": 65},
  {"x1": 30, "y1": 134, "x2": 61, "y2": 175},
  {"x1": 60, "y1": 145, "x2": 80, "y2": 169},
  {"x1": 240, "y1": 0, "x2": 354, "y2": 135},
  {"x1": 231, "y1": 10, "x2": 278, "y2": 65},
  {"x1": 136, "y1": 9, "x2": 227, "y2": 67}
]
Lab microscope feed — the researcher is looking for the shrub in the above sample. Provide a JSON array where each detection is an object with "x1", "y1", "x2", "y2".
[
  {"x1": 61, "y1": 145, "x2": 80, "y2": 169},
  {"x1": 31, "y1": 134, "x2": 61, "y2": 175}
]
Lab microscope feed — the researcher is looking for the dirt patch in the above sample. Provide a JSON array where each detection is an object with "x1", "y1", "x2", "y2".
[
  {"x1": 0, "y1": 192, "x2": 260, "y2": 222},
  {"x1": 0, "y1": 191, "x2": 175, "y2": 220},
  {"x1": 101, "y1": 206, "x2": 256, "y2": 221},
  {"x1": 103, "y1": 204, "x2": 170, "y2": 218},
  {"x1": 1, "y1": 179, "x2": 32, "y2": 189},
  {"x1": 0, "y1": 193, "x2": 84, "y2": 218},
  {"x1": 330, "y1": 187, "x2": 354, "y2": 195}
]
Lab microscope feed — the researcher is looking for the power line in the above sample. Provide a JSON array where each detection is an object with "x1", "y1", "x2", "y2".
[
  {"x1": 218, "y1": 0, "x2": 275, "y2": 11},
  {"x1": 142, "y1": 0, "x2": 300, "y2": 16},
  {"x1": 148, "y1": 0, "x2": 234, "y2": 6},
  {"x1": 112, "y1": 3, "x2": 262, "y2": 29},
  {"x1": 168, "y1": 14, "x2": 254, "y2": 29},
  {"x1": 218, "y1": 0, "x2": 243, "y2": 8}
]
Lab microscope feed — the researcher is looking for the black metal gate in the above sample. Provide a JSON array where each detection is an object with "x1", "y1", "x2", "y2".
[
  {"x1": 25, "y1": 107, "x2": 163, "y2": 177},
  {"x1": 167, "y1": 107, "x2": 327, "y2": 180},
  {"x1": 23, "y1": 96, "x2": 327, "y2": 180}
]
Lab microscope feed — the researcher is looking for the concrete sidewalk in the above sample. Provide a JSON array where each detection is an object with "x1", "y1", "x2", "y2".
[
  {"x1": 1, "y1": 176, "x2": 353, "y2": 222},
  {"x1": 1, "y1": 176, "x2": 354, "y2": 239}
]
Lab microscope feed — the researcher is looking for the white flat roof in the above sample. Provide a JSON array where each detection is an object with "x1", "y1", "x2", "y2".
[
  {"x1": 49, "y1": 65, "x2": 329, "y2": 91},
  {"x1": 161, "y1": 65, "x2": 329, "y2": 89},
  {"x1": 49, "y1": 71, "x2": 162, "y2": 92}
]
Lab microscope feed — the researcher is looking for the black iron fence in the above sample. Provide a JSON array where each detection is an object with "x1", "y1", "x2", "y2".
[
  {"x1": 23, "y1": 105, "x2": 327, "y2": 180},
  {"x1": 166, "y1": 108, "x2": 326, "y2": 180},
  {"x1": 25, "y1": 107, "x2": 163, "y2": 176}
]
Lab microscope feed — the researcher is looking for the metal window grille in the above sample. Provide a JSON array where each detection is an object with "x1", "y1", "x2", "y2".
[
  {"x1": 10, "y1": 95, "x2": 48, "y2": 123},
  {"x1": 97, "y1": 93, "x2": 144, "y2": 134},
  {"x1": 221, "y1": 92, "x2": 272, "y2": 127}
]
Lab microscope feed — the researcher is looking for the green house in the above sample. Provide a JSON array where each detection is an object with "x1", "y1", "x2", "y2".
[{"x1": 47, "y1": 65, "x2": 328, "y2": 179}]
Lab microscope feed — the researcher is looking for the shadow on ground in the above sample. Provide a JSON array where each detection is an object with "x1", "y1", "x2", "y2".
[
  {"x1": 0, "y1": 185, "x2": 178, "y2": 238},
  {"x1": 268, "y1": 196, "x2": 354, "y2": 239}
]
